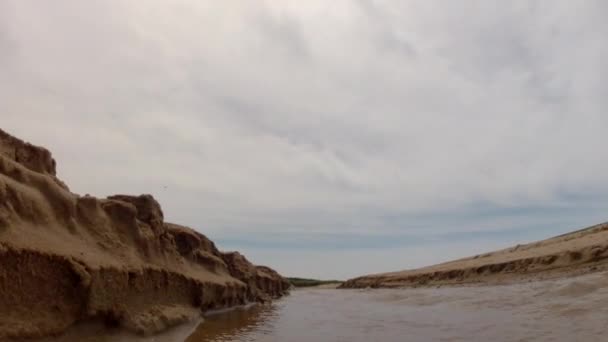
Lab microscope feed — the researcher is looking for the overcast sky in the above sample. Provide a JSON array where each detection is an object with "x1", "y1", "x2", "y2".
[{"x1": 2, "y1": 1, "x2": 608, "y2": 279}]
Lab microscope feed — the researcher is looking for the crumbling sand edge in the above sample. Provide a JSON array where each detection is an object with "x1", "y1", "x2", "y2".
[
  {"x1": 0, "y1": 128, "x2": 290, "y2": 339},
  {"x1": 0, "y1": 241, "x2": 288, "y2": 340}
]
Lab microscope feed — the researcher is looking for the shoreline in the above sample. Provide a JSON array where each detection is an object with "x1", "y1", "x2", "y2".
[{"x1": 38, "y1": 302, "x2": 272, "y2": 342}]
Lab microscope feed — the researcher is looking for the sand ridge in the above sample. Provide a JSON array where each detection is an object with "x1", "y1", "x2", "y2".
[
  {"x1": 341, "y1": 222, "x2": 608, "y2": 289},
  {"x1": 0, "y1": 128, "x2": 290, "y2": 339}
]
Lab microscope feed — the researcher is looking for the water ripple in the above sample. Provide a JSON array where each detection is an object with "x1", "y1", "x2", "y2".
[{"x1": 186, "y1": 272, "x2": 608, "y2": 342}]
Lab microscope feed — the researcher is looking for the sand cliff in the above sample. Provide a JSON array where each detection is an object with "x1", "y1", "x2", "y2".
[
  {"x1": 0, "y1": 128, "x2": 290, "y2": 340},
  {"x1": 341, "y1": 222, "x2": 608, "y2": 289}
]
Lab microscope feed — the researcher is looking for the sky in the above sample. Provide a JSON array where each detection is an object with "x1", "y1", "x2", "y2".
[{"x1": 2, "y1": 1, "x2": 608, "y2": 280}]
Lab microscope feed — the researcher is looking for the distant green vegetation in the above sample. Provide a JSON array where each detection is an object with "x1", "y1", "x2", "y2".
[{"x1": 287, "y1": 277, "x2": 343, "y2": 287}]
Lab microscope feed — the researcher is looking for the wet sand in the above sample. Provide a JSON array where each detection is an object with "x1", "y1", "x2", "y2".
[{"x1": 184, "y1": 271, "x2": 608, "y2": 342}]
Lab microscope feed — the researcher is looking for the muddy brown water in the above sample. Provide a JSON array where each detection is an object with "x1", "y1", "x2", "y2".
[
  {"x1": 184, "y1": 272, "x2": 608, "y2": 342},
  {"x1": 45, "y1": 271, "x2": 608, "y2": 341}
]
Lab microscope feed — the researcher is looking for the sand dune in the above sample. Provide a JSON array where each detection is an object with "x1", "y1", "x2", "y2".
[
  {"x1": 341, "y1": 222, "x2": 608, "y2": 289},
  {"x1": 0, "y1": 128, "x2": 289, "y2": 340}
]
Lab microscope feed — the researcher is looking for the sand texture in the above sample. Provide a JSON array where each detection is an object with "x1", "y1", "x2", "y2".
[
  {"x1": 0, "y1": 128, "x2": 290, "y2": 340},
  {"x1": 341, "y1": 222, "x2": 608, "y2": 289}
]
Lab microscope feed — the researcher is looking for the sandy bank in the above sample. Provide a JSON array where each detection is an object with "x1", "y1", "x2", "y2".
[
  {"x1": 341, "y1": 222, "x2": 608, "y2": 289},
  {"x1": 0, "y1": 128, "x2": 289, "y2": 340}
]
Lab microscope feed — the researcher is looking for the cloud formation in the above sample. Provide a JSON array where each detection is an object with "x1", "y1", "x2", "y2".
[{"x1": 2, "y1": 1, "x2": 607, "y2": 278}]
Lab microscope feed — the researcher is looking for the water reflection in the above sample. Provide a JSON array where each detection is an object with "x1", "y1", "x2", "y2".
[{"x1": 185, "y1": 304, "x2": 279, "y2": 342}]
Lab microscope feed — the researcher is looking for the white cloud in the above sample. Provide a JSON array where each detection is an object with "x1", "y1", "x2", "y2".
[{"x1": 2, "y1": 0, "x2": 608, "y2": 277}]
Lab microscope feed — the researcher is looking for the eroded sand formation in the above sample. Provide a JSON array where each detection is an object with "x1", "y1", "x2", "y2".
[
  {"x1": 0, "y1": 128, "x2": 290, "y2": 339},
  {"x1": 341, "y1": 222, "x2": 608, "y2": 289}
]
